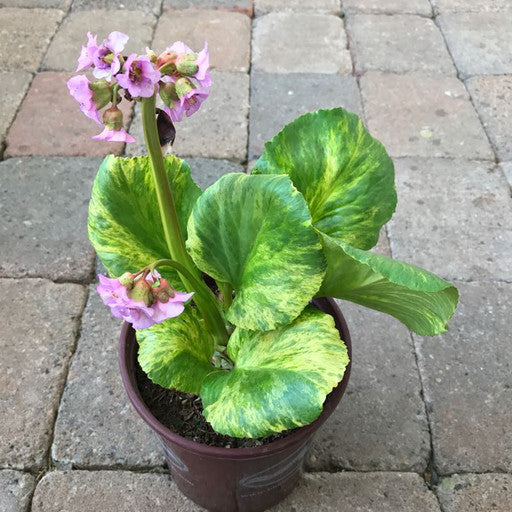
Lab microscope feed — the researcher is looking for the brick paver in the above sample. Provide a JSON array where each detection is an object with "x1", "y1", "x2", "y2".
[
  {"x1": 308, "y1": 301, "x2": 430, "y2": 472},
  {"x1": 342, "y1": 0, "x2": 432, "y2": 15},
  {"x1": 0, "y1": 279, "x2": 86, "y2": 470},
  {"x1": 154, "y1": 9, "x2": 251, "y2": 73},
  {"x1": 347, "y1": 15, "x2": 456, "y2": 75},
  {"x1": 0, "y1": 470, "x2": 35, "y2": 512},
  {"x1": 437, "y1": 473, "x2": 512, "y2": 512},
  {"x1": 255, "y1": 0, "x2": 341, "y2": 15},
  {"x1": 163, "y1": 0, "x2": 253, "y2": 16},
  {"x1": 0, "y1": 157, "x2": 97, "y2": 281},
  {"x1": 249, "y1": 72, "x2": 362, "y2": 159},
  {"x1": 6, "y1": 72, "x2": 134, "y2": 157},
  {"x1": 72, "y1": 0, "x2": 162, "y2": 15},
  {"x1": 1, "y1": 1, "x2": 70, "y2": 7},
  {"x1": 415, "y1": 282, "x2": 512, "y2": 474},
  {"x1": 438, "y1": 13, "x2": 512, "y2": 77},
  {"x1": 0, "y1": 8, "x2": 64, "y2": 72},
  {"x1": 360, "y1": 73, "x2": 494, "y2": 159},
  {"x1": 466, "y1": 75, "x2": 512, "y2": 161},
  {"x1": 252, "y1": 13, "x2": 352, "y2": 74}
]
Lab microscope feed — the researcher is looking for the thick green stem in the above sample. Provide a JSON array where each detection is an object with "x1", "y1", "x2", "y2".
[{"x1": 141, "y1": 95, "x2": 228, "y2": 345}]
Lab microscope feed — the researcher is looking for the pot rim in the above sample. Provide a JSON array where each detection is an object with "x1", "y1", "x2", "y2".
[{"x1": 119, "y1": 297, "x2": 352, "y2": 460}]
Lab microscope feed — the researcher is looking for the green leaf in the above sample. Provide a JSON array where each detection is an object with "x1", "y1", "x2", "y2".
[
  {"x1": 200, "y1": 306, "x2": 349, "y2": 438},
  {"x1": 252, "y1": 108, "x2": 396, "y2": 250},
  {"x1": 186, "y1": 173, "x2": 326, "y2": 330},
  {"x1": 318, "y1": 233, "x2": 459, "y2": 335},
  {"x1": 88, "y1": 155, "x2": 201, "y2": 285},
  {"x1": 137, "y1": 307, "x2": 216, "y2": 394}
]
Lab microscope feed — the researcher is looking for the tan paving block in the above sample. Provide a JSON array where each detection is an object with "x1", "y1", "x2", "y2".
[
  {"x1": 343, "y1": 0, "x2": 432, "y2": 15},
  {"x1": 0, "y1": 71, "x2": 32, "y2": 145},
  {"x1": 153, "y1": 9, "x2": 251, "y2": 73},
  {"x1": 5, "y1": 72, "x2": 134, "y2": 157},
  {"x1": 255, "y1": 0, "x2": 341, "y2": 15}
]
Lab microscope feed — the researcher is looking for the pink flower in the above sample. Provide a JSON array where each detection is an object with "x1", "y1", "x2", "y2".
[
  {"x1": 92, "y1": 31, "x2": 129, "y2": 80},
  {"x1": 67, "y1": 75, "x2": 101, "y2": 124},
  {"x1": 167, "y1": 40, "x2": 211, "y2": 88},
  {"x1": 93, "y1": 126, "x2": 136, "y2": 143},
  {"x1": 76, "y1": 31, "x2": 98, "y2": 72},
  {"x1": 180, "y1": 87, "x2": 209, "y2": 118},
  {"x1": 160, "y1": 75, "x2": 209, "y2": 122},
  {"x1": 97, "y1": 273, "x2": 194, "y2": 329},
  {"x1": 116, "y1": 54, "x2": 161, "y2": 98}
]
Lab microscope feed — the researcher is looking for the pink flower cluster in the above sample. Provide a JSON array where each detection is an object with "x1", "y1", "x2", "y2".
[
  {"x1": 67, "y1": 31, "x2": 211, "y2": 143},
  {"x1": 97, "y1": 271, "x2": 194, "y2": 329}
]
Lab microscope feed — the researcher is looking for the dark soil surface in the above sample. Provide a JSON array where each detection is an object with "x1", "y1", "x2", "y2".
[{"x1": 135, "y1": 362, "x2": 296, "y2": 448}]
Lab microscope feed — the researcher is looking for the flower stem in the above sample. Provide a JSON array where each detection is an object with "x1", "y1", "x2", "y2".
[{"x1": 141, "y1": 95, "x2": 228, "y2": 345}]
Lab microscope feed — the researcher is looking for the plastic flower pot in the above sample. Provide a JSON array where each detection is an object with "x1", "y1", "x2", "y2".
[{"x1": 119, "y1": 297, "x2": 351, "y2": 512}]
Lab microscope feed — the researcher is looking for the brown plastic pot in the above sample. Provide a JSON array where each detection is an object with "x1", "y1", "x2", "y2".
[{"x1": 119, "y1": 297, "x2": 351, "y2": 512}]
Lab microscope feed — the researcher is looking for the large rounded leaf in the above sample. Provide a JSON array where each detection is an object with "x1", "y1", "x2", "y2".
[
  {"x1": 137, "y1": 307, "x2": 216, "y2": 394},
  {"x1": 88, "y1": 155, "x2": 201, "y2": 284},
  {"x1": 318, "y1": 233, "x2": 459, "y2": 335},
  {"x1": 186, "y1": 173, "x2": 326, "y2": 330},
  {"x1": 200, "y1": 306, "x2": 349, "y2": 438},
  {"x1": 252, "y1": 108, "x2": 396, "y2": 250}
]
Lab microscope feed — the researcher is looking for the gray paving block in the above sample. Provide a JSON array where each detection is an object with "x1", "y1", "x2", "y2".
[
  {"x1": 0, "y1": 279, "x2": 86, "y2": 470},
  {"x1": 186, "y1": 157, "x2": 244, "y2": 189},
  {"x1": 43, "y1": 9, "x2": 156, "y2": 71},
  {"x1": 127, "y1": 70, "x2": 249, "y2": 161},
  {"x1": 414, "y1": 282, "x2": 512, "y2": 474},
  {"x1": 0, "y1": 157, "x2": 98, "y2": 281},
  {"x1": 31, "y1": 470, "x2": 201, "y2": 511},
  {"x1": 153, "y1": 9, "x2": 251, "y2": 73},
  {"x1": 438, "y1": 473, "x2": 512, "y2": 512},
  {"x1": 0, "y1": 8, "x2": 64, "y2": 72},
  {"x1": 307, "y1": 301, "x2": 430, "y2": 472},
  {"x1": 252, "y1": 13, "x2": 352, "y2": 74},
  {"x1": 0, "y1": 71, "x2": 32, "y2": 146},
  {"x1": 255, "y1": 0, "x2": 341, "y2": 16},
  {"x1": 273, "y1": 472, "x2": 441, "y2": 511},
  {"x1": 72, "y1": 0, "x2": 162, "y2": 15},
  {"x1": 347, "y1": 14, "x2": 455, "y2": 75},
  {"x1": 501, "y1": 161, "x2": 512, "y2": 188},
  {"x1": 249, "y1": 72, "x2": 362, "y2": 159},
  {"x1": 0, "y1": 0, "x2": 70, "y2": 8},
  {"x1": 438, "y1": 12, "x2": 512, "y2": 78},
  {"x1": 432, "y1": 0, "x2": 512, "y2": 13},
  {"x1": 360, "y1": 73, "x2": 494, "y2": 159},
  {"x1": 342, "y1": 0, "x2": 432, "y2": 15},
  {"x1": 388, "y1": 158, "x2": 512, "y2": 282},
  {"x1": 52, "y1": 287, "x2": 163, "y2": 469},
  {"x1": 466, "y1": 75, "x2": 512, "y2": 161},
  {"x1": 0, "y1": 470, "x2": 36, "y2": 512}
]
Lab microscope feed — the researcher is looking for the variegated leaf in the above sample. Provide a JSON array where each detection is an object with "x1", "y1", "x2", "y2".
[{"x1": 200, "y1": 306, "x2": 349, "y2": 438}]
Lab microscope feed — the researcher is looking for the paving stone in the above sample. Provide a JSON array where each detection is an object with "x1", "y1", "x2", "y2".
[
  {"x1": 31, "y1": 470, "x2": 201, "y2": 511},
  {"x1": 163, "y1": 0, "x2": 253, "y2": 17},
  {"x1": 0, "y1": 157, "x2": 97, "y2": 281},
  {"x1": 347, "y1": 14, "x2": 455, "y2": 75},
  {"x1": 186, "y1": 157, "x2": 244, "y2": 189},
  {"x1": 273, "y1": 472, "x2": 441, "y2": 511},
  {"x1": 432, "y1": 0, "x2": 512, "y2": 13},
  {"x1": 5, "y1": 72, "x2": 134, "y2": 157},
  {"x1": 0, "y1": 470, "x2": 35, "y2": 512},
  {"x1": 307, "y1": 301, "x2": 429, "y2": 472},
  {"x1": 0, "y1": 71, "x2": 32, "y2": 147},
  {"x1": 252, "y1": 13, "x2": 352, "y2": 74},
  {"x1": 0, "y1": 8, "x2": 64, "y2": 72},
  {"x1": 255, "y1": 0, "x2": 340, "y2": 16},
  {"x1": 466, "y1": 75, "x2": 512, "y2": 160},
  {"x1": 0, "y1": 0, "x2": 70, "y2": 7},
  {"x1": 438, "y1": 473, "x2": 512, "y2": 512},
  {"x1": 360, "y1": 73, "x2": 494, "y2": 159},
  {"x1": 342, "y1": 0, "x2": 432, "y2": 15},
  {"x1": 72, "y1": 0, "x2": 161, "y2": 15},
  {"x1": 127, "y1": 70, "x2": 249, "y2": 161},
  {"x1": 388, "y1": 158, "x2": 512, "y2": 281},
  {"x1": 52, "y1": 287, "x2": 163, "y2": 469},
  {"x1": 0, "y1": 279, "x2": 86, "y2": 470},
  {"x1": 43, "y1": 9, "x2": 156, "y2": 71},
  {"x1": 249, "y1": 72, "x2": 363, "y2": 159},
  {"x1": 438, "y1": 13, "x2": 512, "y2": 78},
  {"x1": 501, "y1": 161, "x2": 512, "y2": 188},
  {"x1": 414, "y1": 282, "x2": 512, "y2": 474},
  {"x1": 153, "y1": 9, "x2": 250, "y2": 73}
]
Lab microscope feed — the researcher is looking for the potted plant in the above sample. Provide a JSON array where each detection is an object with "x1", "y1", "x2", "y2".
[{"x1": 68, "y1": 31, "x2": 458, "y2": 512}]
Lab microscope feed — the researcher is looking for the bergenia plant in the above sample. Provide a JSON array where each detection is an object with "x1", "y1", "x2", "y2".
[{"x1": 71, "y1": 32, "x2": 458, "y2": 439}]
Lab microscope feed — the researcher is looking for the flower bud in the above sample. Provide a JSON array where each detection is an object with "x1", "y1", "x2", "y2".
[
  {"x1": 146, "y1": 48, "x2": 157, "y2": 63},
  {"x1": 175, "y1": 77, "x2": 195, "y2": 99},
  {"x1": 152, "y1": 278, "x2": 176, "y2": 303},
  {"x1": 118, "y1": 272, "x2": 135, "y2": 289},
  {"x1": 159, "y1": 81, "x2": 179, "y2": 106},
  {"x1": 156, "y1": 50, "x2": 178, "y2": 74},
  {"x1": 175, "y1": 53, "x2": 199, "y2": 76},
  {"x1": 129, "y1": 277, "x2": 154, "y2": 307},
  {"x1": 89, "y1": 79, "x2": 112, "y2": 110},
  {"x1": 102, "y1": 105, "x2": 124, "y2": 131}
]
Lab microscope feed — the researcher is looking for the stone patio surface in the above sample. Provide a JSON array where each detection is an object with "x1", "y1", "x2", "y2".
[{"x1": 0, "y1": 1, "x2": 510, "y2": 511}]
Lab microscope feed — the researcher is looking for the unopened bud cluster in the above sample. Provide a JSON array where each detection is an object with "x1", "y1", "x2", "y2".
[{"x1": 67, "y1": 31, "x2": 211, "y2": 143}]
